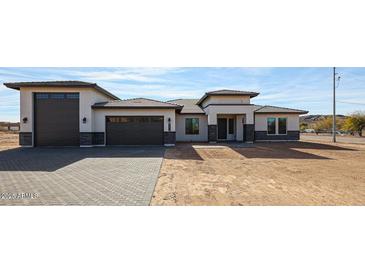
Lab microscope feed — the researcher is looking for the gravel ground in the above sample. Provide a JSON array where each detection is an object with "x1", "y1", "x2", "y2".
[
  {"x1": 301, "y1": 133, "x2": 365, "y2": 144},
  {"x1": 151, "y1": 141, "x2": 365, "y2": 205},
  {"x1": 0, "y1": 132, "x2": 18, "y2": 148}
]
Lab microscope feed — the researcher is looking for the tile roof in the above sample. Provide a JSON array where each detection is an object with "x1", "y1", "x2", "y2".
[
  {"x1": 92, "y1": 98, "x2": 183, "y2": 109},
  {"x1": 3, "y1": 81, "x2": 119, "y2": 100},
  {"x1": 197, "y1": 89, "x2": 259, "y2": 105},
  {"x1": 207, "y1": 89, "x2": 260, "y2": 96},
  {"x1": 254, "y1": 105, "x2": 308, "y2": 114},
  {"x1": 167, "y1": 99, "x2": 205, "y2": 114}
]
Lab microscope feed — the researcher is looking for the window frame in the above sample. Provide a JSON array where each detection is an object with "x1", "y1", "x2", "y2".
[
  {"x1": 267, "y1": 117, "x2": 276, "y2": 135},
  {"x1": 278, "y1": 117, "x2": 288, "y2": 135},
  {"x1": 185, "y1": 118, "x2": 200, "y2": 135}
]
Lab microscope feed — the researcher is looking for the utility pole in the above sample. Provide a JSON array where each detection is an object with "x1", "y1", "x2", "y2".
[{"x1": 333, "y1": 67, "x2": 336, "y2": 143}]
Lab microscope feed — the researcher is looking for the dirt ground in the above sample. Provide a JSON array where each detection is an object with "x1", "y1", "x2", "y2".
[
  {"x1": 2, "y1": 132, "x2": 365, "y2": 205},
  {"x1": 151, "y1": 141, "x2": 365, "y2": 205},
  {"x1": 0, "y1": 131, "x2": 18, "y2": 149}
]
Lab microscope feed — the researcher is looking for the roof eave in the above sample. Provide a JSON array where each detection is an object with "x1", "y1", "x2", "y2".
[
  {"x1": 3, "y1": 82, "x2": 120, "y2": 100},
  {"x1": 92, "y1": 84, "x2": 120, "y2": 100},
  {"x1": 92, "y1": 105, "x2": 182, "y2": 110},
  {"x1": 255, "y1": 111, "x2": 309, "y2": 115},
  {"x1": 3, "y1": 83, "x2": 21, "y2": 90}
]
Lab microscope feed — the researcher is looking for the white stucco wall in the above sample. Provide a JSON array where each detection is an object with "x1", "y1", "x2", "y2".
[
  {"x1": 175, "y1": 114, "x2": 208, "y2": 142},
  {"x1": 255, "y1": 114, "x2": 300, "y2": 131},
  {"x1": 201, "y1": 95, "x2": 251, "y2": 108},
  {"x1": 93, "y1": 108, "x2": 176, "y2": 132},
  {"x1": 19, "y1": 90, "x2": 33, "y2": 132},
  {"x1": 19, "y1": 86, "x2": 111, "y2": 134},
  {"x1": 204, "y1": 105, "x2": 255, "y2": 124},
  {"x1": 236, "y1": 114, "x2": 244, "y2": 141}
]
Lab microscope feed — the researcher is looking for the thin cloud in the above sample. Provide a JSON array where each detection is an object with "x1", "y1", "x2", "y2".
[{"x1": 0, "y1": 67, "x2": 364, "y2": 121}]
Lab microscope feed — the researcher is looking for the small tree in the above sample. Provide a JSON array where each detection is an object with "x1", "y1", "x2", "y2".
[
  {"x1": 300, "y1": 122, "x2": 308, "y2": 131},
  {"x1": 343, "y1": 111, "x2": 365, "y2": 137},
  {"x1": 313, "y1": 117, "x2": 332, "y2": 133},
  {"x1": 313, "y1": 116, "x2": 345, "y2": 134}
]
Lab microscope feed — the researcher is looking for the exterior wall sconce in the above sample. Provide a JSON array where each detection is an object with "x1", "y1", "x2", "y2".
[
  {"x1": 82, "y1": 117, "x2": 87, "y2": 124},
  {"x1": 168, "y1": 117, "x2": 171, "y2": 131},
  {"x1": 22, "y1": 117, "x2": 28, "y2": 123}
]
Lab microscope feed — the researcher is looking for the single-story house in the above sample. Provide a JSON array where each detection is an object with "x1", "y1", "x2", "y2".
[{"x1": 4, "y1": 81, "x2": 308, "y2": 147}]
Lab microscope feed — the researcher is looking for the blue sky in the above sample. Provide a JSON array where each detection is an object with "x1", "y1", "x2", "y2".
[{"x1": 1, "y1": 67, "x2": 364, "y2": 122}]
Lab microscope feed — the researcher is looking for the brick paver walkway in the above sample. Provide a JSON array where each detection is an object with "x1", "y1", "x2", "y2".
[{"x1": 0, "y1": 147, "x2": 164, "y2": 205}]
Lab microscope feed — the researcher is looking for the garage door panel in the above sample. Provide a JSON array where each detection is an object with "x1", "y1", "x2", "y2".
[
  {"x1": 106, "y1": 116, "x2": 164, "y2": 145},
  {"x1": 35, "y1": 93, "x2": 80, "y2": 146}
]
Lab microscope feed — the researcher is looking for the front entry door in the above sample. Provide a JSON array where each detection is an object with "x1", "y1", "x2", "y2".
[
  {"x1": 217, "y1": 118, "x2": 227, "y2": 140},
  {"x1": 227, "y1": 118, "x2": 235, "y2": 140}
]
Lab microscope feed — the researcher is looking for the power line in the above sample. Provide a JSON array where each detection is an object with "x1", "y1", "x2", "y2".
[{"x1": 337, "y1": 100, "x2": 365, "y2": 106}]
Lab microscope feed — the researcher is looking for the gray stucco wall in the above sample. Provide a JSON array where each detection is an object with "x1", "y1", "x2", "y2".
[{"x1": 175, "y1": 114, "x2": 208, "y2": 142}]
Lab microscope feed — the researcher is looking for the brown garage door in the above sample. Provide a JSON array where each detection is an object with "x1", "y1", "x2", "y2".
[
  {"x1": 34, "y1": 93, "x2": 80, "y2": 146},
  {"x1": 106, "y1": 116, "x2": 164, "y2": 145}
]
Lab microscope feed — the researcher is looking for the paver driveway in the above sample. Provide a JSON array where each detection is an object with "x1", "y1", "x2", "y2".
[{"x1": 0, "y1": 147, "x2": 164, "y2": 205}]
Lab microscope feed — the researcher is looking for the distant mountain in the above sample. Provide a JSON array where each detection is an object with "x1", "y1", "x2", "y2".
[{"x1": 300, "y1": 115, "x2": 347, "y2": 124}]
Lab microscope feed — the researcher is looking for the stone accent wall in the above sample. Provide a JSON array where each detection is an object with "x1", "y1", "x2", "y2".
[
  {"x1": 19, "y1": 132, "x2": 32, "y2": 146},
  {"x1": 255, "y1": 130, "x2": 300, "y2": 141},
  {"x1": 92, "y1": 132, "x2": 105, "y2": 145},
  {"x1": 208, "y1": 125, "x2": 217, "y2": 142},
  {"x1": 80, "y1": 132, "x2": 105, "y2": 146},
  {"x1": 164, "y1": 131, "x2": 176, "y2": 145},
  {"x1": 244, "y1": 124, "x2": 254, "y2": 142},
  {"x1": 80, "y1": 132, "x2": 93, "y2": 146}
]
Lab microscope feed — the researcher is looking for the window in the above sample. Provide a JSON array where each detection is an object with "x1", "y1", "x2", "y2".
[
  {"x1": 228, "y1": 118, "x2": 234, "y2": 134},
  {"x1": 66, "y1": 93, "x2": 79, "y2": 99},
  {"x1": 35, "y1": 94, "x2": 49, "y2": 99},
  {"x1": 278, "y1": 118, "x2": 287, "y2": 134},
  {"x1": 185, "y1": 118, "x2": 199, "y2": 135},
  {"x1": 267, "y1": 118, "x2": 276, "y2": 135},
  {"x1": 50, "y1": 94, "x2": 65, "y2": 99}
]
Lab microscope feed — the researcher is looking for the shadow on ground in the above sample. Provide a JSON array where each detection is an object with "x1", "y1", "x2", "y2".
[
  {"x1": 165, "y1": 141, "x2": 355, "y2": 161},
  {"x1": 232, "y1": 141, "x2": 356, "y2": 160},
  {"x1": 0, "y1": 146, "x2": 165, "y2": 172}
]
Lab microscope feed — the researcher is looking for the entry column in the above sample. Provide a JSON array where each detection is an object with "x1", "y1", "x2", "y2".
[
  {"x1": 207, "y1": 113, "x2": 217, "y2": 143},
  {"x1": 244, "y1": 111, "x2": 255, "y2": 143}
]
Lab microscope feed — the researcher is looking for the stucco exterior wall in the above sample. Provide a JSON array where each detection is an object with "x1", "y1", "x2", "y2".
[
  {"x1": 19, "y1": 90, "x2": 33, "y2": 132},
  {"x1": 175, "y1": 114, "x2": 208, "y2": 142},
  {"x1": 19, "y1": 86, "x2": 111, "y2": 134},
  {"x1": 255, "y1": 114, "x2": 300, "y2": 131},
  {"x1": 93, "y1": 108, "x2": 176, "y2": 132},
  {"x1": 204, "y1": 105, "x2": 255, "y2": 124},
  {"x1": 236, "y1": 114, "x2": 244, "y2": 141},
  {"x1": 201, "y1": 95, "x2": 251, "y2": 108}
]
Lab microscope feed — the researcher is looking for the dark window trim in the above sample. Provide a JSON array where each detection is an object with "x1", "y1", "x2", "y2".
[
  {"x1": 185, "y1": 118, "x2": 200, "y2": 135},
  {"x1": 267, "y1": 117, "x2": 276, "y2": 135},
  {"x1": 278, "y1": 117, "x2": 288, "y2": 135}
]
